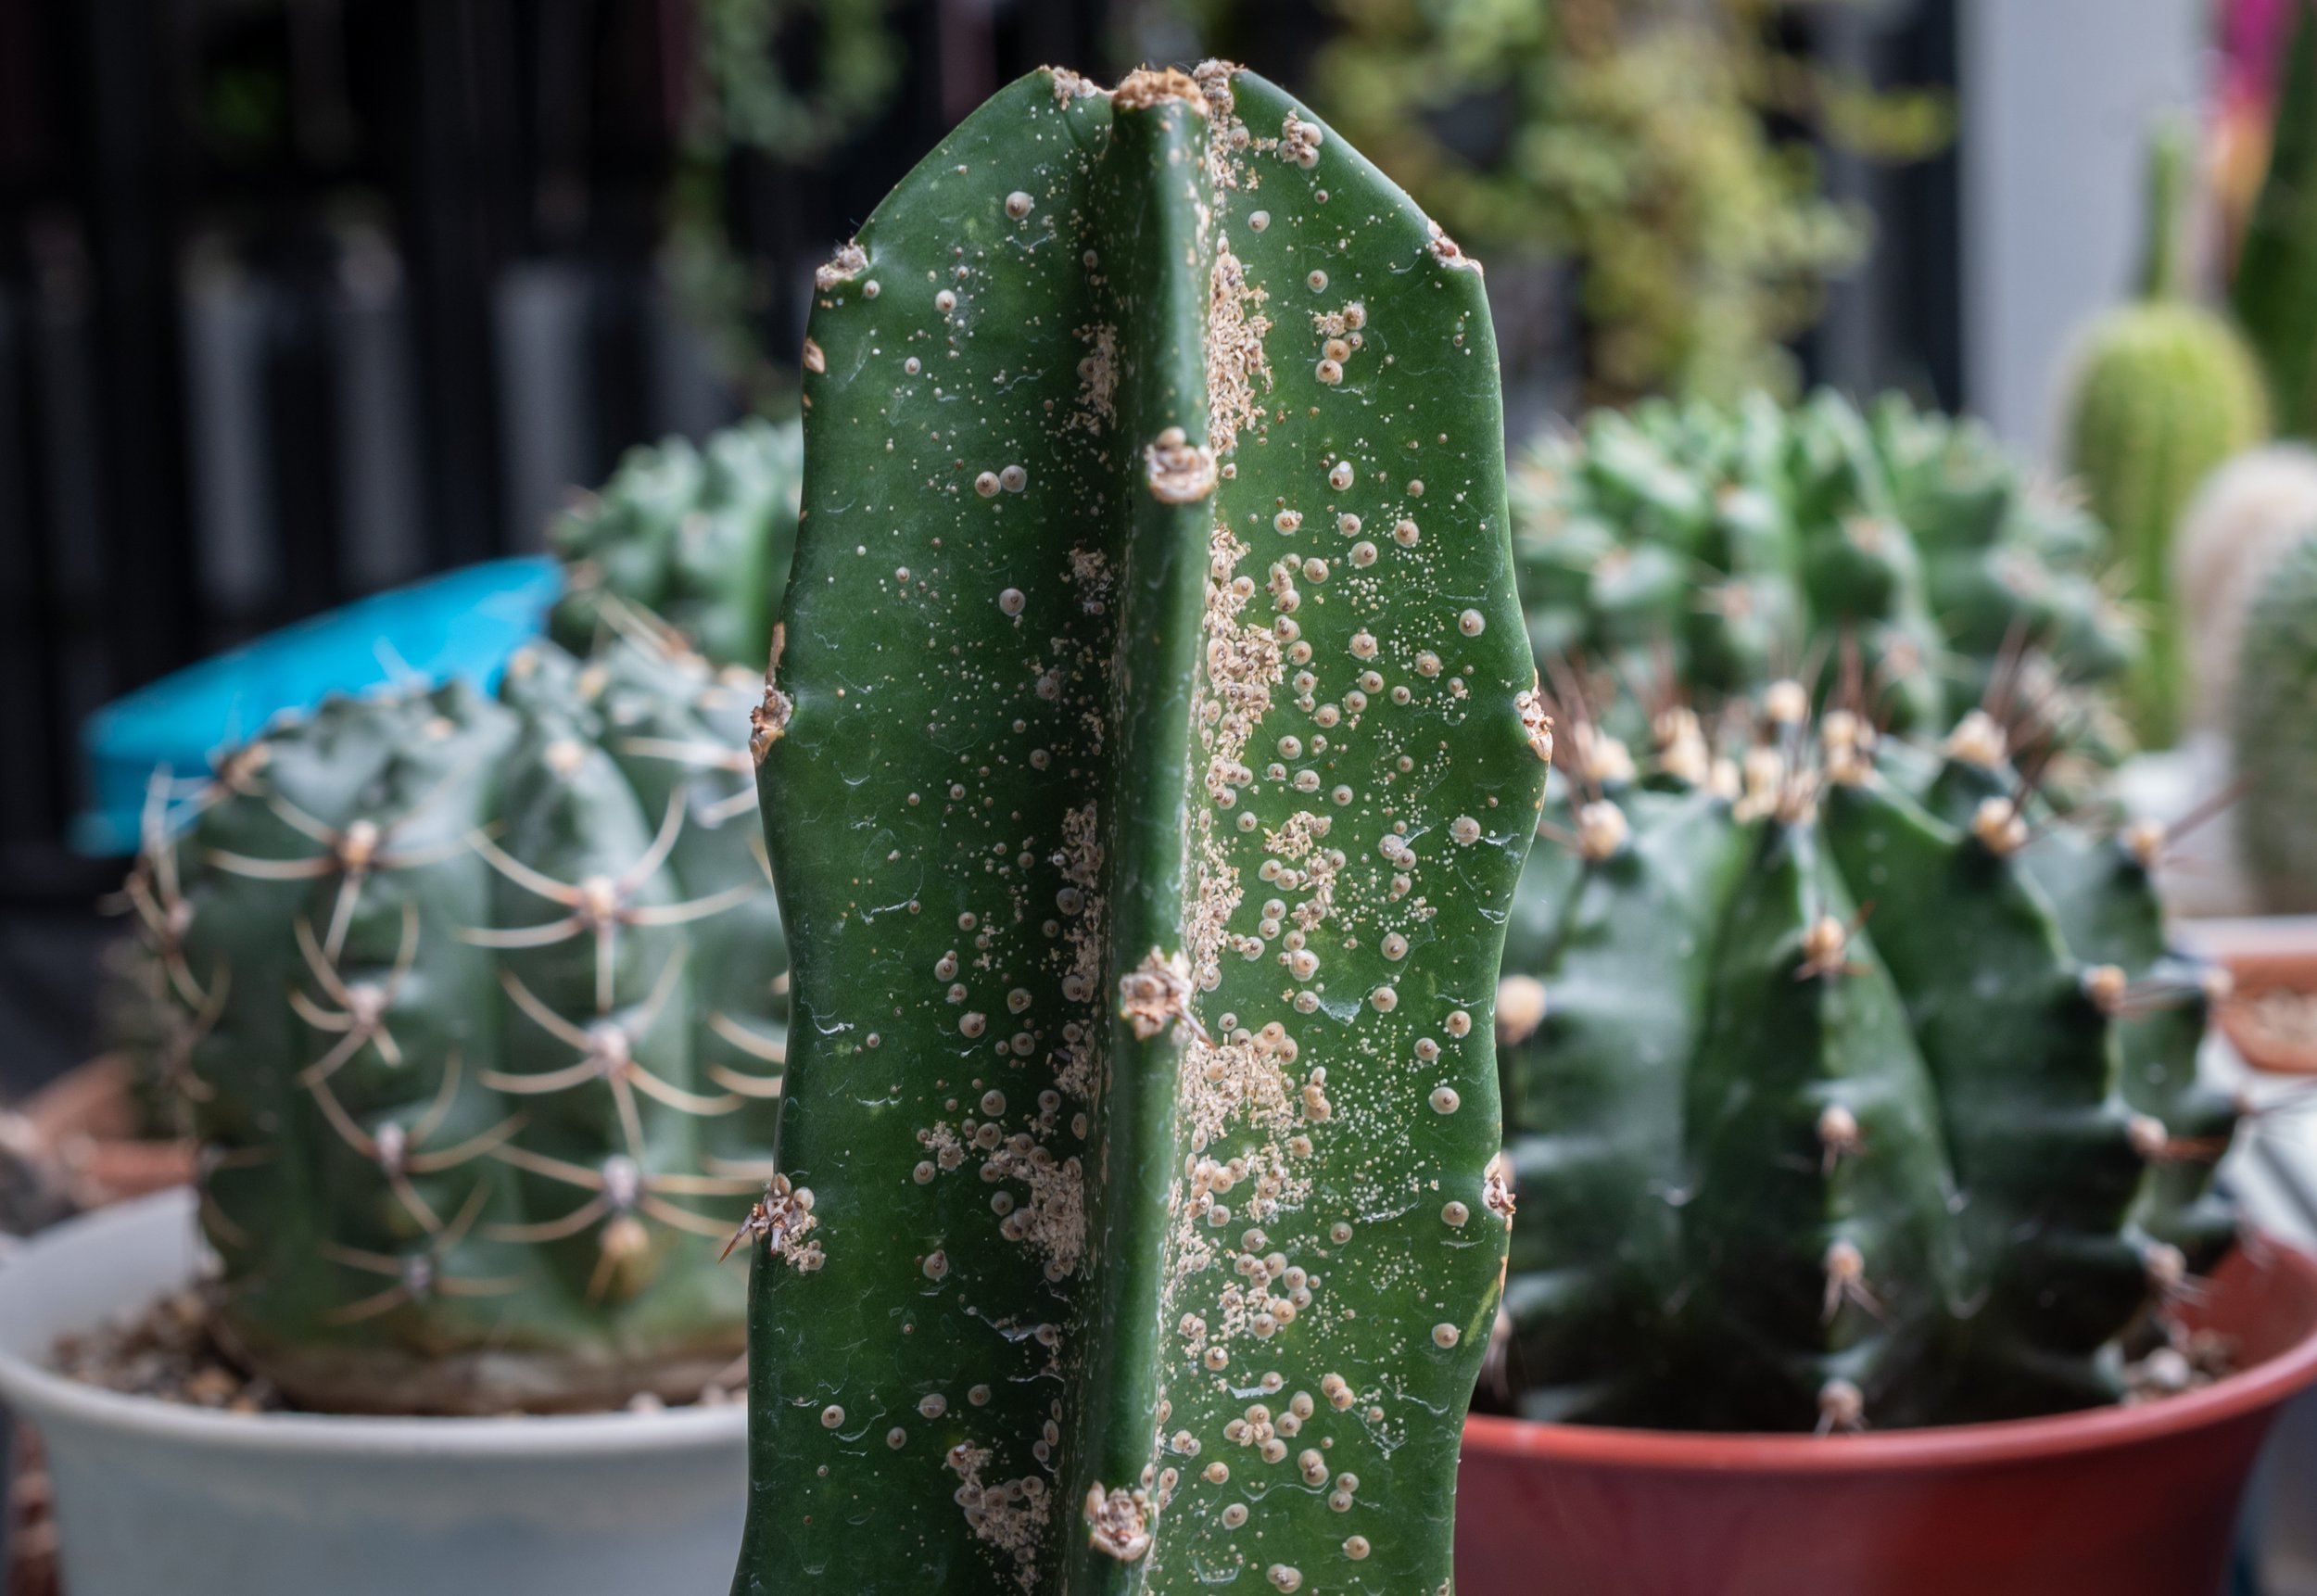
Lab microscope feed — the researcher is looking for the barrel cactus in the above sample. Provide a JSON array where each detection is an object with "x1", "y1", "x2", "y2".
[
  {"x1": 1512, "y1": 390, "x2": 2140, "y2": 783},
  {"x1": 1493, "y1": 685, "x2": 2235, "y2": 1432},
  {"x1": 2063, "y1": 121, "x2": 2270, "y2": 743},
  {"x1": 2235, "y1": 530, "x2": 2317, "y2": 912},
  {"x1": 731, "y1": 61, "x2": 1549, "y2": 1594},
  {"x1": 124, "y1": 633, "x2": 787, "y2": 1413},
  {"x1": 550, "y1": 418, "x2": 804, "y2": 670}
]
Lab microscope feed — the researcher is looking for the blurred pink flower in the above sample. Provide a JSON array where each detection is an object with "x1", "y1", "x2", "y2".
[{"x1": 2222, "y1": 0, "x2": 2307, "y2": 107}]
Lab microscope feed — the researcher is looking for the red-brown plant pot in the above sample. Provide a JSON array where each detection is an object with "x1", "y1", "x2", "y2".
[{"x1": 1454, "y1": 1240, "x2": 2317, "y2": 1596}]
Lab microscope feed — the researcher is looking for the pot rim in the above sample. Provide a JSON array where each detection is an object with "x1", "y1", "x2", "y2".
[
  {"x1": 1462, "y1": 1236, "x2": 2317, "y2": 1476},
  {"x1": 0, "y1": 1191, "x2": 746, "y2": 1459}
]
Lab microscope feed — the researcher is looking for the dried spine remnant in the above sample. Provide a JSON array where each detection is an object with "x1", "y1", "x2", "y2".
[
  {"x1": 1084, "y1": 1485, "x2": 1154, "y2": 1562},
  {"x1": 816, "y1": 242, "x2": 867, "y2": 290},
  {"x1": 1495, "y1": 975, "x2": 1547, "y2": 1045},
  {"x1": 1120, "y1": 948, "x2": 1209, "y2": 1044},
  {"x1": 1146, "y1": 427, "x2": 1220, "y2": 504}
]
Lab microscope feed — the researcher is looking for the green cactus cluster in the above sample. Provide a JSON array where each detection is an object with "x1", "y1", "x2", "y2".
[
  {"x1": 127, "y1": 632, "x2": 788, "y2": 1413},
  {"x1": 1492, "y1": 684, "x2": 2237, "y2": 1433},
  {"x1": 1511, "y1": 391, "x2": 2141, "y2": 781},
  {"x1": 2234, "y1": 530, "x2": 2317, "y2": 913},
  {"x1": 730, "y1": 61, "x2": 1548, "y2": 1596},
  {"x1": 2064, "y1": 122, "x2": 2271, "y2": 744},
  {"x1": 549, "y1": 418, "x2": 804, "y2": 672}
]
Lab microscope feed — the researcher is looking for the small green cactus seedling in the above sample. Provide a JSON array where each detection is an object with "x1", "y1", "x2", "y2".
[
  {"x1": 2234, "y1": 530, "x2": 2317, "y2": 912},
  {"x1": 551, "y1": 419, "x2": 804, "y2": 670},
  {"x1": 733, "y1": 62, "x2": 1548, "y2": 1595},
  {"x1": 1494, "y1": 685, "x2": 2235, "y2": 1432},
  {"x1": 1513, "y1": 390, "x2": 2140, "y2": 785},
  {"x1": 2064, "y1": 121, "x2": 2271, "y2": 743},
  {"x1": 127, "y1": 634, "x2": 787, "y2": 1413}
]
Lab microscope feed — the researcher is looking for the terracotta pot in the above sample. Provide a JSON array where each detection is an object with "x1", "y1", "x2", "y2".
[
  {"x1": 2218, "y1": 949, "x2": 2317, "y2": 1076},
  {"x1": 1455, "y1": 1240, "x2": 2317, "y2": 1596},
  {"x1": 17, "y1": 1057, "x2": 195, "y2": 1210},
  {"x1": 2178, "y1": 917, "x2": 2317, "y2": 1075}
]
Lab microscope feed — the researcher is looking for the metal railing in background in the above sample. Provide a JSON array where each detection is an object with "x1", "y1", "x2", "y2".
[
  {"x1": 0, "y1": 0, "x2": 1951, "y2": 912},
  {"x1": 0, "y1": 0, "x2": 1106, "y2": 906}
]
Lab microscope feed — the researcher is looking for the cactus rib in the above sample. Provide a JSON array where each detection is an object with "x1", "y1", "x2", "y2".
[{"x1": 738, "y1": 62, "x2": 1546, "y2": 1596}]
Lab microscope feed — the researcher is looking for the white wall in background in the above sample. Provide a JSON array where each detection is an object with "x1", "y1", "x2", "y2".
[{"x1": 1961, "y1": 0, "x2": 2208, "y2": 465}]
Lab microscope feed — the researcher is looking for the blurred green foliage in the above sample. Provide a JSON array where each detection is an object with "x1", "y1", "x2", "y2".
[
  {"x1": 1268, "y1": 0, "x2": 1948, "y2": 403},
  {"x1": 668, "y1": 0, "x2": 903, "y2": 414}
]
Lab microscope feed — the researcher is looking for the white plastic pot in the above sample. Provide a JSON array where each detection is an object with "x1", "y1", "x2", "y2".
[{"x1": 0, "y1": 1190, "x2": 747, "y2": 1596}]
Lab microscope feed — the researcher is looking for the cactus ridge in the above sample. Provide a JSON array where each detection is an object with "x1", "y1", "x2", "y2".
[
  {"x1": 738, "y1": 62, "x2": 1546, "y2": 1596},
  {"x1": 127, "y1": 634, "x2": 787, "y2": 1412},
  {"x1": 1512, "y1": 391, "x2": 2140, "y2": 785},
  {"x1": 551, "y1": 418, "x2": 805, "y2": 671},
  {"x1": 1495, "y1": 684, "x2": 2235, "y2": 1433}
]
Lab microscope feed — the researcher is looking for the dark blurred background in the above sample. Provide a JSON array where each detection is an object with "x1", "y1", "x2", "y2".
[{"x1": 6, "y1": 0, "x2": 2154, "y2": 1096}]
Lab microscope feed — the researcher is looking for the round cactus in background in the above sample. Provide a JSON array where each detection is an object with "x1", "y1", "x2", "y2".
[
  {"x1": 125, "y1": 634, "x2": 786, "y2": 1413},
  {"x1": 549, "y1": 418, "x2": 804, "y2": 671},
  {"x1": 2171, "y1": 444, "x2": 2317, "y2": 734},
  {"x1": 1513, "y1": 389, "x2": 2140, "y2": 789},
  {"x1": 2062, "y1": 121, "x2": 2270, "y2": 744},
  {"x1": 2234, "y1": 530, "x2": 2317, "y2": 911}
]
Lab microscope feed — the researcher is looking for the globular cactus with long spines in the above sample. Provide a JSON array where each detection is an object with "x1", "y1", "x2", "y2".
[
  {"x1": 1492, "y1": 684, "x2": 2236, "y2": 1433},
  {"x1": 550, "y1": 418, "x2": 804, "y2": 671},
  {"x1": 731, "y1": 62, "x2": 1548, "y2": 1596},
  {"x1": 2234, "y1": 530, "x2": 2317, "y2": 912},
  {"x1": 2063, "y1": 120, "x2": 2271, "y2": 744},
  {"x1": 124, "y1": 633, "x2": 789, "y2": 1413},
  {"x1": 1511, "y1": 390, "x2": 2140, "y2": 784}
]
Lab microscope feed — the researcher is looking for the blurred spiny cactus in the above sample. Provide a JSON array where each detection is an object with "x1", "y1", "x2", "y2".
[
  {"x1": 732, "y1": 62, "x2": 1548, "y2": 1595},
  {"x1": 2063, "y1": 120, "x2": 2270, "y2": 744},
  {"x1": 1512, "y1": 391, "x2": 2140, "y2": 785},
  {"x1": 128, "y1": 635, "x2": 786, "y2": 1413},
  {"x1": 2235, "y1": 530, "x2": 2317, "y2": 912},
  {"x1": 550, "y1": 419, "x2": 804, "y2": 671},
  {"x1": 1492, "y1": 684, "x2": 2236, "y2": 1432}
]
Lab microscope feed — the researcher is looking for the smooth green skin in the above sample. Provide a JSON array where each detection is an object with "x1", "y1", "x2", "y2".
[
  {"x1": 551, "y1": 419, "x2": 804, "y2": 671},
  {"x1": 1497, "y1": 716, "x2": 2229, "y2": 1432},
  {"x1": 1513, "y1": 391, "x2": 2138, "y2": 771},
  {"x1": 139, "y1": 639, "x2": 786, "y2": 1412},
  {"x1": 740, "y1": 64, "x2": 1545, "y2": 1596},
  {"x1": 2235, "y1": 533, "x2": 2317, "y2": 912},
  {"x1": 2235, "y1": 2, "x2": 2317, "y2": 443}
]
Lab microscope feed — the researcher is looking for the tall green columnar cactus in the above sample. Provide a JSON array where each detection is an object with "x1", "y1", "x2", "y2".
[
  {"x1": 2235, "y1": 1, "x2": 2317, "y2": 442},
  {"x1": 126, "y1": 635, "x2": 788, "y2": 1412},
  {"x1": 551, "y1": 419, "x2": 804, "y2": 670},
  {"x1": 2235, "y1": 530, "x2": 2317, "y2": 911},
  {"x1": 734, "y1": 62, "x2": 1549, "y2": 1595},
  {"x1": 1495, "y1": 689, "x2": 2235, "y2": 1432},
  {"x1": 2064, "y1": 120, "x2": 2271, "y2": 743},
  {"x1": 1513, "y1": 391, "x2": 2140, "y2": 777}
]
